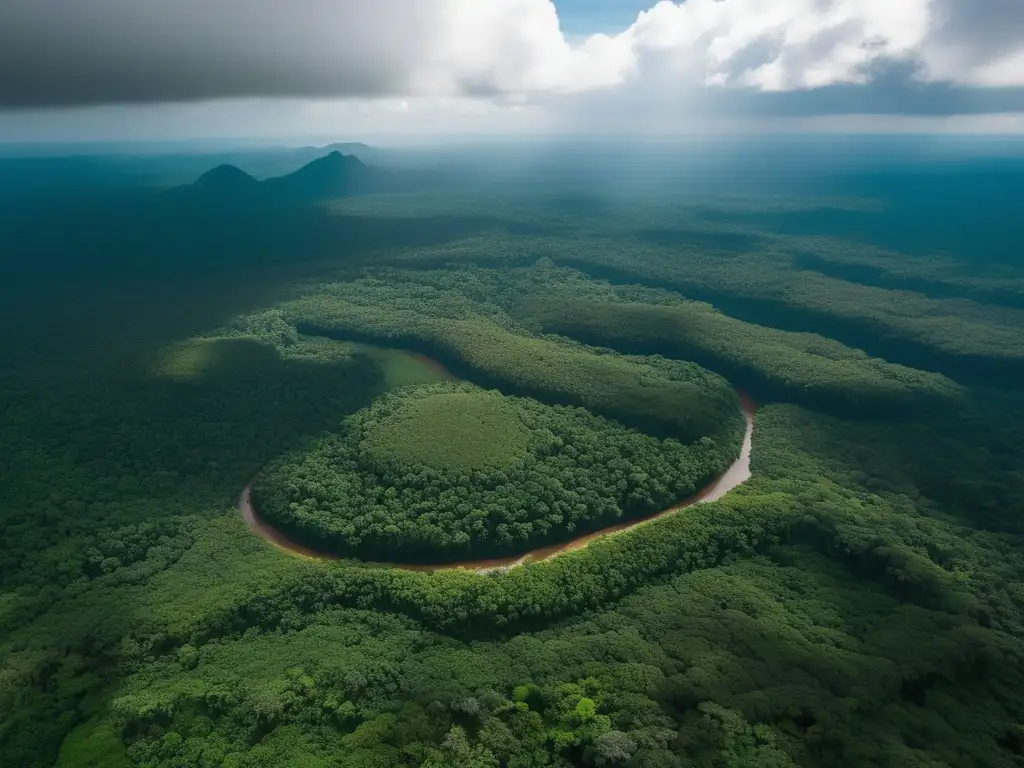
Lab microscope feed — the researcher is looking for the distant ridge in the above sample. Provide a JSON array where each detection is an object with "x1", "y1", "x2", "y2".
[
  {"x1": 299, "y1": 142, "x2": 373, "y2": 157},
  {"x1": 178, "y1": 151, "x2": 392, "y2": 205}
]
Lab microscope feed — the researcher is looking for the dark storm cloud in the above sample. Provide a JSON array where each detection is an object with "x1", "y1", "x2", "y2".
[{"x1": 0, "y1": 1, "x2": 436, "y2": 107}]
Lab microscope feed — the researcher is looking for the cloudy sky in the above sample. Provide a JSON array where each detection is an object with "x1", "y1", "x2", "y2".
[{"x1": 2, "y1": 0, "x2": 1024, "y2": 142}]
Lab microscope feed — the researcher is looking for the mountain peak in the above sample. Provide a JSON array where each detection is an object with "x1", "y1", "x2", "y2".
[
  {"x1": 283, "y1": 151, "x2": 367, "y2": 180},
  {"x1": 193, "y1": 164, "x2": 258, "y2": 190},
  {"x1": 319, "y1": 150, "x2": 365, "y2": 167},
  {"x1": 263, "y1": 152, "x2": 374, "y2": 200}
]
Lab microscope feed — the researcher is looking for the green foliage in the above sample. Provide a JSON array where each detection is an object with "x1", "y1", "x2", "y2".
[
  {"x1": 522, "y1": 294, "x2": 961, "y2": 415},
  {"x1": 254, "y1": 382, "x2": 737, "y2": 561},
  {"x1": 550, "y1": 236, "x2": 1024, "y2": 383},
  {"x1": 280, "y1": 278, "x2": 743, "y2": 444},
  {"x1": 363, "y1": 388, "x2": 532, "y2": 472},
  {"x1": 0, "y1": 332, "x2": 382, "y2": 592},
  {"x1": 55, "y1": 719, "x2": 131, "y2": 768}
]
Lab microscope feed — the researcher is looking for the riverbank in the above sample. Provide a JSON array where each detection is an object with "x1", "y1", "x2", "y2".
[{"x1": 239, "y1": 386, "x2": 755, "y2": 574}]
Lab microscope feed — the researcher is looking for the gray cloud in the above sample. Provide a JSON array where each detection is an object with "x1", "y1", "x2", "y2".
[
  {"x1": 0, "y1": 1, "x2": 436, "y2": 107},
  {"x1": 2, "y1": 0, "x2": 1024, "y2": 117},
  {"x1": 931, "y1": 0, "x2": 1024, "y2": 58},
  {"x1": 700, "y1": 63, "x2": 1024, "y2": 117},
  {"x1": 536, "y1": 58, "x2": 1024, "y2": 139}
]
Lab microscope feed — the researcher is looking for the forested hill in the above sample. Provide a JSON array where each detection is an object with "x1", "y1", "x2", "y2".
[{"x1": 191, "y1": 164, "x2": 260, "y2": 194}]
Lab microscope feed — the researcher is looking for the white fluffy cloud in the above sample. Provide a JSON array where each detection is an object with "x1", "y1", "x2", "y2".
[
  {"x1": 1, "y1": 0, "x2": 1023, "y2": 108},
  {"x1": 625, "y1": 0, "x2": 931, "y2": 91}
]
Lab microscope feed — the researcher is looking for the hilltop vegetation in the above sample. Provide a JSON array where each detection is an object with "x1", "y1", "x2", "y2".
[
  {"x1": 364, "y1": 387, "x2": 533, "y2": 473},
  {"x1": 2, "y1": 153, "x2": 1024, "y2": 768},
  {"x1": 254, "y1": 383, "x2": 740, "y2": 561}
]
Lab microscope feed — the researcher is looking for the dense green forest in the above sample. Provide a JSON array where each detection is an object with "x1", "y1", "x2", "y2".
[
  {"x1": 253, "y1": 382, "x2": 740, "y2": 562},
  {"x1": 2, "y1": 154, "x2": 1024, "y2": 768}
]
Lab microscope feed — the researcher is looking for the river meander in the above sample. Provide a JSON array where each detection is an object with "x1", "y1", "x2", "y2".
[{"x1": 239, "y1": 346, "x2": 755, "y2": 573}]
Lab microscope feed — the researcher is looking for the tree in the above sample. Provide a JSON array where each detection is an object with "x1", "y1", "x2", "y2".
[{"x1": 593, "y1": 731, "x2": 637, "y2": 766}]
